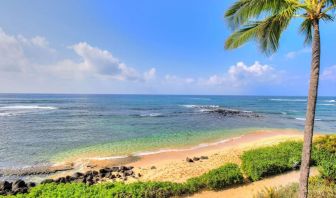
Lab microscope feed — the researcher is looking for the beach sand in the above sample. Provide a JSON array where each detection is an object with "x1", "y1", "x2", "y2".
[{"x1": 52, "y1": 128, "x2": 306, "y2": 183}]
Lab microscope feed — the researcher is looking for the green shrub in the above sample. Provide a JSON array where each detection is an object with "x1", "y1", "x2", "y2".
[
  {"x1": 254, "y1": 183, "x2": 299, "y2": 198},
  {"x1": 314, "y1": 135, "x2": 336, "y2": 154},
  {"x1": 241, "y1": 141, "x2": 303, "y2": 181},
  {"x1": 196, "y1": 163, "x2": 244, "y2": 190},
  {"x1": 254, "y1": 177, "x2": 336, "y2": 198},
  {"x1": 313, "y1": 135, "x2": 336, "y2": 181},
  {"x1": 318, "y1": 155, "x2": 336, "y2": 181}
]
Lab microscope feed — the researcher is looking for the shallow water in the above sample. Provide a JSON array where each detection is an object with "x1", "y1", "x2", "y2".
[{"x1": 0, "y1": 94, "x2": 335, "y2": 171}]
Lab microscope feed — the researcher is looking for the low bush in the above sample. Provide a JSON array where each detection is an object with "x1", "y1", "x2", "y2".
[
  {"x1": 254, "y1": 183, "x2": 299, "y2": 198},
  {"x1": 314, "y1": 135, "x2": 336, "y2": 181},
  {"x1": 194, "y1": 163, "x2": 244, "y2": 190},
  {"x1": 314, "y1": 135, "x2": 336, "y2": 154},
  {"x1": 241, "y1": 141, "x2": 303, "y2": 181},
  {"x1": 317, "y1": 155, "x2": 336, "y2": 181},
  {"x1": 254, "y1": 177, "x2": 336, "y2": 198}
]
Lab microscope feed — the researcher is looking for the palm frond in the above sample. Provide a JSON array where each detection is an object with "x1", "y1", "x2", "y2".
[
  {"x1": 224, "y1": 0, "x2": 299, "y2": 29},
  {"x1": 225, "y1": 5, "x2": 296, "y2": 55},
  {"x1": 300, "y1": 19, "x2": 313, "y2": 44}
]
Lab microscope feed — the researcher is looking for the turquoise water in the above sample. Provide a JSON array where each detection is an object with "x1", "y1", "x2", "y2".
[{"x1": 0, "y1": 94, "x2": 335, "y2": 169}]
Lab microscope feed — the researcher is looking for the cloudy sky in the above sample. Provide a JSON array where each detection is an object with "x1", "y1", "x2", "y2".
[{"x1": 0, "y1": 0, "x2": 335, "y2": 96}]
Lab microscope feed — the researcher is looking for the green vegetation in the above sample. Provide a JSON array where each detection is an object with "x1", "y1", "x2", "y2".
[
  {"x1": 1, "y1": 163, "x2": 243, "y2": 198},
  {"x1": 187, "y1": 163, "x2": 244, "y2": 190},
  {"x1": 241, "y1": 141, "x2": 303, "y2": 181},
  {"x1": 254, "y1": 177, "x2": 336, "y2": 198},
  {"x1": 314, "y1": 135, "x2": 336, "y2": 181},
  {"x1": 254, "y1": 183, "x2": 299, "y2": 198}
]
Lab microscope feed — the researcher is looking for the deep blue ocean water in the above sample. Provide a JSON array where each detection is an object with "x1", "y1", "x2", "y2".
[{"x1": 0, "y1": 94, "x2": 335, "y2": 170}]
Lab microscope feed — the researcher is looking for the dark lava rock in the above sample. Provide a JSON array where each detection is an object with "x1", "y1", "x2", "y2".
[
  {"x1": 109, "y1": 174, "x2": 116, "y2": 179},
  {"x1": 65, "y1": 175, "x2": 73, "y2": 182},
  {"x1": 119, "y1": 166, "x2": 128, "y2": 171},
  {"x1": 125, "y1": 170, "x2": 134, "y2": 176},
  {"x1": 72, "y1": 172, "x2": 84, "y2": 178},
  {"x1": 99, "y1": 172, "x2": 106, "y2": 178},
  {"x1": 27, "y1": 182, "x2": 36, "y2": 188},
  {"x1": 150, "y1": 166, "x2": 156, "y2": 170},
  {"x1": 92, "y1": 171, "x2": 98, "y2": 175},
  {"x1": 85, "y1": 170, "x2": 93, "y2": 176},
  {"x1": 40, "y1": 179, "x2": 54, "y2": 184},
  {"x1": 56, "y1": 177, "x2": 66, "y2": 184},
  {"x1": 193, "y1": 157, "x2": 200, "y2": 161},
  {"x1": 111, "y1": 167, "x2": 119, "y2": 172},
  {"x1": 99, "y1": 168, "x2": 108, "y2": 174},
  {"x1": 186, "y1": 157, "x2": 194, "y2": 163},
  {"x1": 0, "y1": 181, "x2": 12, "y2": 191},
  {"x1": 137, "y1": 173, "x2": 142, "y2": 177},
  {"x1": 86, "y1": 180, "x2": 94, "y2": 186},
  {"x1": 200, "y1": 156, "x2": 208, "y2": 160},
  {"x1": 13, "y1": 180, "x2": 27, "y2": 188},
  {"x1": 12, "y1": 180, "x2": 28, "y2": 194}
]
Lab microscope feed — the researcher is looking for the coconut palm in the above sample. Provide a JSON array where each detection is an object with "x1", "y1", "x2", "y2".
[{"x1": 224, "y1": 0, "x2": 336, "y2": 197}]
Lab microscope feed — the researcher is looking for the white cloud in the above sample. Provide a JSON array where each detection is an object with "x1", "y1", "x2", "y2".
[
  {"x1": 203, "y1": 61, "x2": 281, "y2": 87},
  {"x1": 0, "y1": 29, "x2": 155, "y2": 82},
  {"x1": 322, "y1": 65, "x2": 336, "y2": 81},
  {"x1": 144, "y1": 68, "x2": 156, "y2": 81},
  {"x1": 164, "y1": 74, "x2": 195, "y2": 84},
  {"x1": 286, "y1": 48, "x2": 311, "y2": 59}
]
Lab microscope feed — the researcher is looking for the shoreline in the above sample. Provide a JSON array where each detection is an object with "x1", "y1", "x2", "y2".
[
  {"x1": 1, "y1": 128, "x2": 314, "y2": 183},
  {"x1": 48, "y1": 128, "x2": 305, "y2": 182}
]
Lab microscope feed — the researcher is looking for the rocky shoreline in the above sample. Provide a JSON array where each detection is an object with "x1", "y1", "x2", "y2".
[{"x1": 0, "y1": 166, "x2": 137, "y2": 196}]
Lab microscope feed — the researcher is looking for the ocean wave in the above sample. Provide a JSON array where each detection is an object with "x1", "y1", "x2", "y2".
[
  {"x1": 190, "y1": 97, "x2": 211, "y2": 101},
  {"x1": 0, "y1": 112, "x2": 12, "y2": 117},
  {"x1": 295, "y1": 117, "x2": 322, "y2": 121},
  {"x1": 139, "y1": 113, "x2": 164, "y2": 117},
  {"x1": 0, "y1": 105, "x2": 57, "y2": 110},
  {"x1": 318, "y1": 104, "x2": 335, "y2": 106},
  {"x1": 324, "y1": 100, "x2": 336, "y2": 103},
  {"x1": 180, "y1": 104, "x2": 220, "y2": 109},
  {"x1": 270, "y1": 99, "x2": 306, "y2": 102}
]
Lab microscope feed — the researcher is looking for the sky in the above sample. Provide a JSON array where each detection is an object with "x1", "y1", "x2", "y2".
[{"x1": 0, "y1": 0, "x2": 335, "y2": 96}]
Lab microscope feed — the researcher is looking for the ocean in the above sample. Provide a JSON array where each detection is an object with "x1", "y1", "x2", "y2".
[{"x1": 0, "y1": 94, "x2": 335, "y2": 172}]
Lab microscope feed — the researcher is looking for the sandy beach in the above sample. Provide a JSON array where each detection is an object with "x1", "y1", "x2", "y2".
[{"x1": 50, "y1": 128, "x2": 306, "y2": 183}]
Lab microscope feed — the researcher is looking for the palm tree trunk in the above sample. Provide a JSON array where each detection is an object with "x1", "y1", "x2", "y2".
[{"x1": 298, "y1": 19, "x2": 321, "y2": 198}]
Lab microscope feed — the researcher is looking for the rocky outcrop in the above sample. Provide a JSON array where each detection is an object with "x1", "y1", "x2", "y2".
[{"x1": 0, "y1": 166, "x2": 139, "y2": 196}]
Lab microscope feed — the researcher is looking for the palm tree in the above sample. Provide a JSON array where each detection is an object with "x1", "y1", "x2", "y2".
[{"x1": 224, "y1": 0, "x2": 335, "y2": 197}]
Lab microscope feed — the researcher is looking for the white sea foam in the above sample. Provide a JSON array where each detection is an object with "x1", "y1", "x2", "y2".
[
  {"x1": 295, "y1": 117, "x2": 322, "y2": 121},
  {"x1": 85, "y1": 155, "x2": 129, "y2": 160},
  {"x1": 0, "y1": 105, "x2": 57, "y2": 110},
  {"x1": 270, "y1": 99, "x2": 306, "y2": 102},
  {"x1": 0, "y1": 112, "x2": 12, "y2": 117},
  {"x1": 180, "y1": 104, "x2": 220, "y2": 109},
  {"x1": 319, "y1": 104, "x2": 335, "y2": 106},
  {"x1": 140, "y1": 113, "x2": 163, "y2": 117},
  {"x1": 324, "y1": 100, "x2": 336, "y2": 103},
  {"x1": 86, "y1": 135, "x2": 245, "y2": 161},
  {"x1": 134, "y1": 135, "x2": 244, "y2": 156}
]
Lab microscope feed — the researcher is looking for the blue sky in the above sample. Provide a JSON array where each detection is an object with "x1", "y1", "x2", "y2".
[{"x1": 0, "y1": 0, "x2": 335, "y2": 96}]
